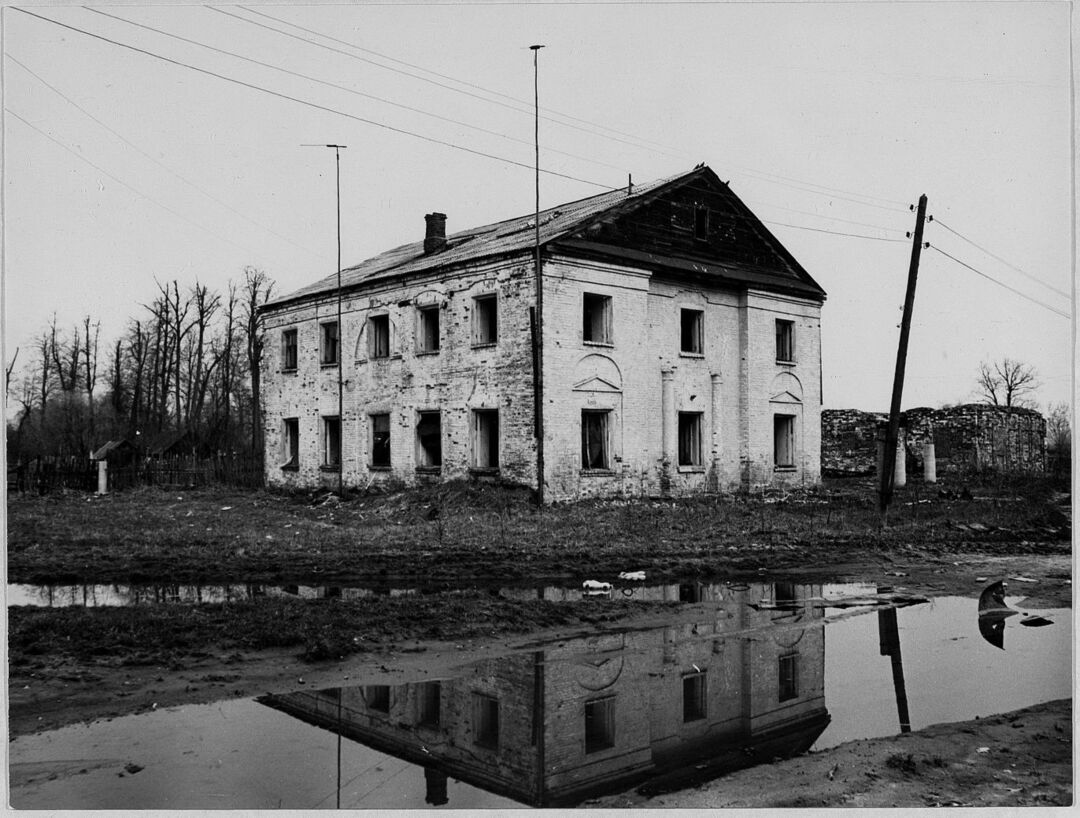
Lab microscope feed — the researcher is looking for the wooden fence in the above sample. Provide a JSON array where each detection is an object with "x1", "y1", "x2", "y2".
[{"x1": 9, "y1": 454, "x2": 265, "y2": 494}]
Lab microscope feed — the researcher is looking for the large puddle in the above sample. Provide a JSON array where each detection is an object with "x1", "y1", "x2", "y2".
[{"x1": 9, "y1": 582, "x2": 1071, "y2": 809}]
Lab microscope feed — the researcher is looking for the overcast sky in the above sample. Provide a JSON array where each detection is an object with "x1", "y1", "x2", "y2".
[{"x1": 3, "y1": 1, "x2": 1074, "y2": 412}]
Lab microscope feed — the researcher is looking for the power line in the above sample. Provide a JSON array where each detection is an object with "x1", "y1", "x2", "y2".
[
  {"x1": 6, "y1": 107, "x2": 269, "y2": 258},
  {"x1": 235, "y1": 6, "x2": 914, "y2": 211},
  {"x1": 84, "y1": 7, "x2": 628, "y2": 174},
  {"x1": 243, "y1": 4, "x2": 696, "y2": 159},
  {"x1": 208, "y1": 5, "x2": 690, "y2": 162},
  {"x1": 764, "y1": 220, "x2": 908, "y2": 243},
  {"x1": 13, "y1": 8, "x2": 615, "y2": 190},
  {"x1": 932, "y1": 217, "x2": 1071, "y2": 299},
  {"x1": 928, "y1": 244, "x2": 1071, "y2": 319},
  {"x1": 6, "y1": 52, "x2": 323, "y2": 260}
]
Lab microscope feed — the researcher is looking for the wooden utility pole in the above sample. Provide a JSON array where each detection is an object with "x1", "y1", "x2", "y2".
[
  {"x1": 530, "y1": 44, "x2": 545, "y2": 507},
  {"x1": 879, "y1": 194, "x2": 928, "y2": 515}
]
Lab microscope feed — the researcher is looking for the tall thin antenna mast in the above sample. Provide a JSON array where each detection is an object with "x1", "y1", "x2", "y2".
[
  {"x1": 530, "y1": 44, "x2": 545, "y2": 507},
  {"x1": 303, "y1": 143, "x2": 347, "y2": 497}
]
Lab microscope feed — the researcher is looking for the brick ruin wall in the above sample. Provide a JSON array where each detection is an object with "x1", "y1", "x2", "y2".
[{"x1": 821, "y1": 405, "x2": 1046, "y2": 477}]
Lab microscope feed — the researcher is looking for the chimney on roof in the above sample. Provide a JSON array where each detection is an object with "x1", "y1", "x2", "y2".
[{"x1": 424, "y1": 212, "x2": 447, "y2": 254}]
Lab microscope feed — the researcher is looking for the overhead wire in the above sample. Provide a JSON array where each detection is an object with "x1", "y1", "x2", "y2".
[
  {"x1": 83, "y1": 6, "x2": 629, "y2": 174},
  {"x1": 6, "y1": 107, "x2": 274, "y2": 258},
  {"x1": 242, "y1": 4, "x2": 696, "y2": 159},
  {"x1": 13, "y1": 7, "x2": 616, "y2": 190},
  {"x1": 207, "y1": 5, "x2": 691, "y2": 162},
  {"x1": 927, "y1": 244, "x2": 1071, "y2": 319},
  {"x1": 932, "y1": 217, "x2": 1071, "y2": 299},
  {"x1": 6, "y1": 52, "x2": 324, "y2": 260}
]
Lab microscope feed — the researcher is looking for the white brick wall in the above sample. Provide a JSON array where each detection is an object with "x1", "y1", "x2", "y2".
[{"x1": 262, "y1": 252, "x2": 822, "y2": 498}]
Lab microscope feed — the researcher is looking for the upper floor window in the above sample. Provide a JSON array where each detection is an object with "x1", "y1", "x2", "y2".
[
  {"x1": 417, "y1": 305, "x2": 440, "y2": 353},
  {"x1": 472, "y1": 294, "x2": 498, "y2": 346},
  {"x1": 683, "y1": 672, "x2": 707, "y2": 722},
  {"x1": 680, "y1": 309, "x2": 703, "y2": 354},
  {"x1": 320, "y1": 321, "x2": 339, "y2": 366},
  {"x1": 369, "y1": 315, "x2": 391, "y2": 359},
  {"x1": 779, "y1": 654, "x2": 799, "y2": 701},
  {"x1": 473, "y1": 693, "x2": 499, "y2": 749},
  {"x1": 282, "y1": 329, "x2": 298, "y2": 371},
  {"x1": 585, "y1": 697, "x2": 616, "y2": 754},
  {"x1": 776, "y1": 319, "x2": 795, "y2": 363},
  {"x1": 582, "y1": 293, "x2": 613, "y2": 345}
]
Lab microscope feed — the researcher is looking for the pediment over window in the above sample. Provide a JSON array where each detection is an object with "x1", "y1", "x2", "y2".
[
  {"x1": 573, "y1": 375, "x2": 622, "y2": 393},
  {"x1": 769, "y1": 371, "x2": 804, "y2": 403},
  {"x1": 769, "y1": 390, "x2": 803, "y2": 404}
]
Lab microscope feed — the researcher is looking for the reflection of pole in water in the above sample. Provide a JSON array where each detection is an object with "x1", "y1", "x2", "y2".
[
  {"x1": 877, "y1": 606, "x2": 911, "y2": 733},
  {"x1": 337, "y1": 687, "x2": 342, "y2": 809}
]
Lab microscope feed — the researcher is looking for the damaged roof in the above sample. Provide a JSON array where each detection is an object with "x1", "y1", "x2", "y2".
[{"x1": 267, "y1": 165, "x2": 824, "y2": 308}]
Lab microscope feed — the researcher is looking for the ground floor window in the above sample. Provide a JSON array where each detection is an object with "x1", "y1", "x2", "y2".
[
  {"x1": 678, "y1": 412, "x2": 703, "y2": 467},
  {"x1": 365, "y1": 684, "x2": 391, "y2": 713},
  {"x1": 585, "y1": 697, "x2": 616, "y2": 753},
  {"x1": 282, "y1": 418, "x2": 299, "y2": 468},
  {"x1": 472, "y1": 409, "x2": 499, "y2": 469},
  {"x1": 683, "y1": 672, "x2": 707, "y2": 722},
  {"x1": 779, "y1": 654, "x2": 799, "y2": 701},
  {"x1": 322, "y1": 416, "x2": 341, "y2": 468},
  {"x1": 581, "y1": 409, "x2": 610, "y2": 470},
  {"x1": 473, "y1": 692, "x2": 499, "y2": 748},
  {"x1": 371, "y1": 413, "x2": 391, "y2": 468},
  {"x1": 416, "y1": 411, "x2": 442, "y2": 468},
  {"x1": 417, "y1": 681, "x2": 441, "y2": 727},
  {"x1": 774, "y1": 414, "x2": 796, "y2": 468}
]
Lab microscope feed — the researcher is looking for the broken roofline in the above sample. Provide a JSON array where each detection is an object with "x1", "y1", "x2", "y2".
[{"x1": 262, "y1": 165, "x2": 827, "y2": 311}]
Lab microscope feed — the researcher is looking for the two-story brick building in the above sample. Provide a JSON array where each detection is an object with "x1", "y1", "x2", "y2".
[{"x1": 260, "y1": 165, "x2": 826, "y2": 500}]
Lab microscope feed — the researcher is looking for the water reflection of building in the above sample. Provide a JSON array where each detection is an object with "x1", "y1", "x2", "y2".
[{"x1": 260, "y1": 582, "x2": 830, "y2": 807}]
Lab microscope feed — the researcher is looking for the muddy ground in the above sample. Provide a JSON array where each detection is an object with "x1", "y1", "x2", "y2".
[{"x1": 6, "y1": 475, "x2": 1074, "y2": 807}]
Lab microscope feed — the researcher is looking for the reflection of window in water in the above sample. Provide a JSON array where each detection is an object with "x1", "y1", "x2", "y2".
[
  {"x1": 473, "y1": 693, "x2": 499, "y2": 749},
  {"x1": 774, "y1": 582, "x2": 797, "y2": 604},
  {"x1": 417, "y1": 682, "x2": 441, "y2": 727},
  {"x1": 365, "y1": 685, "x2": 391, "y2": 713},
  {"x1": 682, "y1": 672, "x2": 707, "y2": 722},
  {"x1": 678, "y1": 583, "x2": 701, "y2": 603},
  {"x1": 585, "y1": 697, "x2": 616, "y2": 753},
  {"x1": 778, "y1": 654, "x2": 799, "y2": 701}
]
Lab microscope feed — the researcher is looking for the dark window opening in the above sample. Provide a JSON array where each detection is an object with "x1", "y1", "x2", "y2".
[
  {"x1": 678, "y1": 412, "x2": 703, "y2": 467},
  {"x1": 473, "y1": 295, "x2": 498, "y2": 345},
  {"x1": 365, "y1": 685, "x2": 391, "y2": 713},
  {"x1": 582, "y1": 293, "x2": 613, "y2": 344},
  {"x1": 322, "y1": 416, "x2": 341, "y2": 468},
  {"x1": 418, "y1": 306, "x2": 440, "y2": 353},
  {"x1": 585, "y1": 697, "x2": 616, "y2": 753},
  {"x1": 473, "y1": 409, "x2": 499, "y2": 469},
  {"x1": 371, "y1": 413, "x2": 391, "y2": 467},
  {"x1": 282, "y1": 418, "x2": 299, "y2": 467},
  {"x1": 473, "y1": 693, "x2": 499, "y2": 749},
  {"x1": 320, "y1": 321, "x2": 339, "y2": 365},
  {"x1": 779, "y1": 654, "x2": 798, "y2": 701},
  {"x1": 282, "y1": 329, "x2": 298, "y2": 371},
  {"x1": 581, "y1": 410, "x2": 610, "y2": 470},
  {"x1": 774, "y1": 414, "x2": 795, "y2": 468},
  {"x1": 774, "y1": 582, "x2": 797, "y2": 604},
  {"x1": 681, "y1": 309, "x2": 703, "y2": 354},
  {"x1": 417, "y1": 411, "x2": 442, "y2": 468},
  {"x1": 369, "y1": 315, "x2": 390, "y2": 359},
  {"x1": 683, "y1": 673, "x2": 707, "y2": 722},
  {"x1": 418, "y1": 682, "x2": 441, "y2": 727},
  {"x1": 679, "y1": 583, "x2": 702, "y2": 603},
  {"x1": 776, "y1": 319, "x2": 795, "y2": 362}
]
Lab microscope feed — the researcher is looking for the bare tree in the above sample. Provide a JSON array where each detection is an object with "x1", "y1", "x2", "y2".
[
  {"x1": 82, "y1": 315, "x2": 100, "y2": 444},
  {"x1": 976, "y1": 358, "x2": 1039, "y2": 408},
  {"x1": 5, "y1": 346, "x2": 19, "y2": 398},
  {"x1": 242, "y1": 267, "x2": 273, "y2": 454},
  {"x1": 1045, "y1": 402, "x2": 1071, "y2": 473}
]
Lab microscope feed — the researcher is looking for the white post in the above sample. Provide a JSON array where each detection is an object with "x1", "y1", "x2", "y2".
[
  {"x1": 893, "y1": 435, "x2": 907, "y2": 488},
  {"x1": 923, "y1": 441, "x2": 937, "y2": 483},
  {"x1": 97, "y1": 460, "x2": 108, "y2": 495}
]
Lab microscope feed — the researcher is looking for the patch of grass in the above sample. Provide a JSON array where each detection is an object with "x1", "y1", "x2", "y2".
[{"x1": 885, "y1": 753, "x2": 919, "y2": 776}]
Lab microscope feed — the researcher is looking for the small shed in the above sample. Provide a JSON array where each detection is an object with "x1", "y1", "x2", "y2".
[{"x1": 91, "y1": 439, "x2": 138, "y2": 467}]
